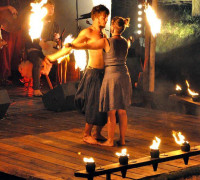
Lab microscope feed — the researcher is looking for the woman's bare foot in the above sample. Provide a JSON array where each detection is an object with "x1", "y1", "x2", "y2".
[
  {"x1": 116, "y1": 140, "x2": 126, "y2": 146},
  {"x1": 98, "y1": 140, "x2": 114, "y2": 147},
  {"x1": 83, "y1": 136, "x2": 98, "y2": 145}
]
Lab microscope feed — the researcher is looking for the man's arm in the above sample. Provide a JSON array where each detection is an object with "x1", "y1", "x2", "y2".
[
  {"x1": 67, "y1": 38, "x2": 106, "y2": 50},
  {"x1": 46, "y1": 28, "x2": 89, "y2": 62}
]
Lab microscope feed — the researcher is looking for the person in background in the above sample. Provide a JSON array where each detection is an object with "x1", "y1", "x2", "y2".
[{"x1": 25, "y1": 0, "x2": 60, "y2": 96}]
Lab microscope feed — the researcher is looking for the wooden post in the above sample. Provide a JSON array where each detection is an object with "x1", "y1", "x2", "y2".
[
  {"x1": 192, "y1": 0, "x2": 200, "y2": 16},
  {"x1": 143, "y1": 22, "x2": 151, "y2": 91},
  {"x1": 149, "y1": 0, "x2": 158, "y2": 92}
]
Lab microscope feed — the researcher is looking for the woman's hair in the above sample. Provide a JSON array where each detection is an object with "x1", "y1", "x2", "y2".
[
  {"x1": 91, "y1": 4, "x2": 110, "y2": 20},
  {"x1": 111, "y1": 16, "x2": 130, "y2": 34}
]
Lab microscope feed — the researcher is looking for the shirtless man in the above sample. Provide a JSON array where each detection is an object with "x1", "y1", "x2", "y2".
[{"x1": 47, "y1": 5, "x2": 110, "y2": 144}]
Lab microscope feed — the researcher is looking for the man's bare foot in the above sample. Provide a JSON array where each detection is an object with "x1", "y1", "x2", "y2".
[
  {"x1": 83, "y1": 136, "x2": 98, "y2": 145},
  {"x1": 92, "y1": 134, "x2": 107, "y2": 141},
  {"x1": 116, "y1": 140, "x2": 126, "y2": 146},
  {"x1": 98, "y1": 140, "x2": 114, "y2": 147}
]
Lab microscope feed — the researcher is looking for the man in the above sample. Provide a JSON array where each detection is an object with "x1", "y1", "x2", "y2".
[
  {"x1": 47, "y1": 4, "x2": 110, "y2": 144},
  {"x1": 25, "y1": 0, "x2": 59, "y2": 96}
]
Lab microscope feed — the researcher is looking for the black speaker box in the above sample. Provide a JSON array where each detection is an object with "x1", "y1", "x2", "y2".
[
  {"x1": 42, "y1": 82, "x2": 78, "y2": 112},
  {"x1": 0, "y1": 89, "x2": 11, "y2": 119}
]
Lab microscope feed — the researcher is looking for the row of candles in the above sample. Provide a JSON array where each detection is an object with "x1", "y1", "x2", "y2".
[{"x1": 84, "y1": 131, "x2": 190, "y2": 173}]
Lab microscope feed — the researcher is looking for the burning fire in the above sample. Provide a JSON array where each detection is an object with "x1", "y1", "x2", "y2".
[
  {"x1": 83, "y1": 157, "x2": 94, "y2": 163},
  {"x1": 116, "y1": 149, "x2": 129, "y2": 157},
  {"x1": 57, "y1": 34, "x2": 74, "y2": 64},
  {"x1": 176, "y1": 84, "x2": 182, "y2": 91},
  {"x1": 29, "y1": 0, "x2": 48, "y2": 41},
  {"x1": 145, "y1": 4, "x2": 161, "y2": 37},
  {"x1": 186, "y1": 80, "x2": 199, "y2": 97},
  {"x1": 74, "y1": 50, "x2": 87, "y2": 71},
  {"x1": 57, "y1": 35, "x2": 87, "y2": 71},
  {"x1": 150, "y1": 137, "x2": 161, "y2": 150},
  {"x1": 172, "y1": 131, "x2": 188, "y2": 145}
]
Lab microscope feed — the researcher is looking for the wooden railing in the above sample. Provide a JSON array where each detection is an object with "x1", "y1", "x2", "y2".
[{"x1": 74, "y1": 145, "x2": 200, "y2": 180}]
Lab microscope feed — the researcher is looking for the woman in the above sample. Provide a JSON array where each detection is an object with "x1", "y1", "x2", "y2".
[{"x1": 66, "y1": 16, "x2": 132, "y2": 146}]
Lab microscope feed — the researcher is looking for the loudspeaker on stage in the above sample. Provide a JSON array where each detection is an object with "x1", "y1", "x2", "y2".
[
  {"x1": 0, "y1": 89, "x2": 11, "y2": 119},
  {"x1": 42, "y1": 82, "x2": 79, "y2": 112}
]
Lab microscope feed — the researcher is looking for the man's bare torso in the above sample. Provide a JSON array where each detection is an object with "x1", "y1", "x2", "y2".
[{"x1": 85, "y1": 26, "x2": 105, "y2": 69}]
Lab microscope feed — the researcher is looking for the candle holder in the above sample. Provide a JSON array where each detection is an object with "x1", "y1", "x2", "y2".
[
  {"x1": 181, "y1": 142, "x2": 190, "y2": 152},
  {"x1": 150, "y1": 149, "x2": 160, "y2": 158},
  {"x1": 119, "y1": 155, "x2": 129, "y2": 165},
  {"x1": 86, "y1": 162, "x2": 96, "y2": 173}
]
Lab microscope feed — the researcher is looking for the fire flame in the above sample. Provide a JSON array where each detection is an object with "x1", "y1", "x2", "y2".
[
  {"x1": 186, "y1": 80, "x2": 199, "y2": 96},
  {"x1": 176, "y1": 84, "x2": 182, "y2": 91},
  {"x1": 83, "y1": 157, "x2": 94, "y2": 163},
  {"x1": 74, "y1": 50, "x2": 87, "y2": 71},
  {"x1": 57, "y1": 35, "x2": 87, "y2": 70},
  {"x1": 145, "y1": 4, "x2": 161, "y2": 37},
  {"x1": 57, "y1": 34, "x2": 74, "y2": 64},
  {"x1": 29, "y1": 0, "x2": 48, "y2": 41},
  {"x1": 116, "y1": 149, "x2": 129, "y2": 157},
  {"x1": 172, "y1": 131, "x2": 188, "y2": 145},
  {"x1": 150, "y1": 137, "x2": 161, "y2": 150}
]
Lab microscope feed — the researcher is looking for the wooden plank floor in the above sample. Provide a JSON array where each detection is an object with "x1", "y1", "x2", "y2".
[{"x1": 0, "y1": 85, "x2": 199, "y2": 180}]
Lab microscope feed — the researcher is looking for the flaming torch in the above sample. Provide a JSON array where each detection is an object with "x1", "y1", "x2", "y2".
[
  {"x1": 150, "y1": 137, "x2": 161, "y2": 158},
  {"x1": 83, "y1": 157, "x2": 96, "y2": 173},
  {"x1": 145, "y1": 4, "x2": 161, "y2": 37},
  {"x1": 175, "y1": 84, "x2": 183, "y2": 96},
  {"x1": 172, "y1": 131, "x2": 190, "y2": 152},
  {"x1": 29, "y1": 0, "x2": 48, "y2": 41},
  {"x1": 116, "y1": 149, "x2": 129, "y2": 165},
  {"x1": 185, "y1": 80, "x2": 200, "y2": 102}
]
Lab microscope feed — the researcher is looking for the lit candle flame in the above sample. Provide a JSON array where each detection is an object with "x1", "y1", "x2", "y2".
[
  {"x1": 176, "y1": 84, "x2": 182, "y2": 91},
  {"x1": 29, "y1": 0, "x2": 48, "y2": 41},
  {"x1": 83, "y1": 157, "x2": 94, "y2": 163},
  {"x1": 172, "y1": 131, "x2": 188, "y2": 145},
  {"x1": 116, "y1": 149, "x2": 129, "y2": 157},
  {"x1": 145, "y1": 4, "x2": 161, "y2": 37},
  {"x1": 186, "y1": 80, "x2": 199, "y2": 96},
  {"x1": 150, "y1": 137, "x2": 161, "y2": 150}
]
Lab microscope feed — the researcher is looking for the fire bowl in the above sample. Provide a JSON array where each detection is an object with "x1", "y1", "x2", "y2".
[
  {"x1": 150, "y1": 149, "x2": 160, "y2": 158},
  {"x1": 86, "y1": 162, "x2": 96, "y2": 173},
  {"x1": 119, "y1": 155, "x2": 129, "y2": 165},
  {"x1": 192, "y1": 96, "x2": 200, "y2": 102},
  {"x1": 181, "y1": 142, "x2": 190, "y2": 152}
]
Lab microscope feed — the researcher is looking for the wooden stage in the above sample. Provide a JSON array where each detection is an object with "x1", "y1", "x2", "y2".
[{"x1": 0, "y1": 85, "x2": 200, "y2": 180}]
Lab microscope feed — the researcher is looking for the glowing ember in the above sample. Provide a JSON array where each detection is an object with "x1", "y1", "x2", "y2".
[
  {"x1": 83, "y1": 157, "x2": 94, "y2": 163},
  {"x1": 145, "y1": 4, "x2": 161, "y2": 37},
  {"x1": 29, "y1": 0, "x2": 48, "y2": 41},
  {"x1": 172, "y1": 131, "x2": 188, "y2": 145},
  {"x1": 150, "y1": 137, "x2": 161, "y2": 150},
  {"x1": 116, "y1": 149, "x2": 129, "y2": 157},
  {"x1": 186, "y1": 80, "x2": 199, "y2": 97},
  {"x1": 176, "y1": 84, "x2": 182, "y2": 91}
]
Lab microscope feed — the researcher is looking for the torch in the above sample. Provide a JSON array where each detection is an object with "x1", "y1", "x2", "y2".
[
  {"x1": 172, "y1": 131, "x2": 190, "y2": 152},
  {"x1": 116, "y1": 149, "x2": 129, "y2": 165},
  {"x1": 83, "y1": 157, "x2": 96, "y2": 173},
  {"x1": 186, "y1": 80, "x2": 200, "y2": 102},
  {"x1": 150, "y1": 136, "x2": 161, "y2": 158}
]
